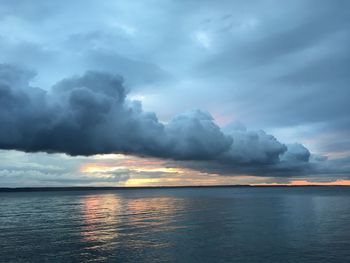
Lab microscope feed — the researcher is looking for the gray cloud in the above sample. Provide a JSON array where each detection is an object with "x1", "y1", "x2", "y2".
[
  {"x1": 0, "y1": 64, "x2": 311, "y2": 175},
  {"x1": 0, "y1": 169, "x2": 129, "y2": 187}
]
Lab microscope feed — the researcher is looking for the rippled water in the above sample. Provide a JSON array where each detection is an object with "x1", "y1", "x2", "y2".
[{"x1": 1, "y1": 187, "x2": 350, "y2": 262}]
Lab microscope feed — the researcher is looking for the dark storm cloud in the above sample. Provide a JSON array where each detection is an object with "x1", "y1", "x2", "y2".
[{"x1": 0, "y1": 64, "x2": 311, "y2": 175}]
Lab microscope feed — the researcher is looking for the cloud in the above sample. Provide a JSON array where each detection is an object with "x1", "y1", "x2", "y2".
[
  {"x1": 281, "y1": 143, "x2": 310, "y2": 163},
  {"x1": 222, "y1": 123, "x2": 287, "y2": 164},
  {"x1": 165, "y1": 110, "x2": 233, "y2": 160},
  {"x1": 0, "y1": 149, "x2": 130, "y2": 187},
  {"x1": 0, "y1": 169, "x2": 129, "y2": 187},
  {"x1": 82, "y1": 49, "x2": 171, "y2": 88},
  {"x1": 0, "y1": 64, "x2": 313, "y2": 175}
]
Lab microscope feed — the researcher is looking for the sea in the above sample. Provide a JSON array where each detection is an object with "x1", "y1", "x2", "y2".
[{"x1": 1, "y1": 186, "x2": 350, "y2": 263}]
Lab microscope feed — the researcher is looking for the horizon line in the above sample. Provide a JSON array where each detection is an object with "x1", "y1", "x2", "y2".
[{"x1": 1, "y1": 184, "x2": 350, "y2": 192}]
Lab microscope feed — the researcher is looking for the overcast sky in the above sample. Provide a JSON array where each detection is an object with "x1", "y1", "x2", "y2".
[{"x1": 0, "y1": 0, "x2": 349, "y2": 187}]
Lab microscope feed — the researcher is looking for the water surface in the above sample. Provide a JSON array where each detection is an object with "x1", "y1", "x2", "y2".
[{"x1": 1, "y1": 187, "x2": 350, "y2": 262}]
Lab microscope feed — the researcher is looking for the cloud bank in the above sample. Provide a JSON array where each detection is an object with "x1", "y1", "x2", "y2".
[{"x1": 0, "y1": 64, "x2": 311, "y2": 175}]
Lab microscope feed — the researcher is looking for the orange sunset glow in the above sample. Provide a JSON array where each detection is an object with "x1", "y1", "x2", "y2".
[
  {"x1": 252, "y1": 179, "x2": 350, "y2": 186},
  {"x1": 78, "y1": 155, "x2": 350, "y2": 187}
]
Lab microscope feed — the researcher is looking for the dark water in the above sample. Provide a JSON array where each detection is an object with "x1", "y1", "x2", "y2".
[{"x1": 1, "y1": 187, "x2": 350, "y2": 263}]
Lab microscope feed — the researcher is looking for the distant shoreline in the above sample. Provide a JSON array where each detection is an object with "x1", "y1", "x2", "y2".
[{"x1": 0, "y1": 185, "x2": 349, "y2": 192}]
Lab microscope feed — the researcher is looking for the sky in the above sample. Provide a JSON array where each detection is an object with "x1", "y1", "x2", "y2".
[{"x1": 0, "y1": 0, "x2": 349, "y2": 187}]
